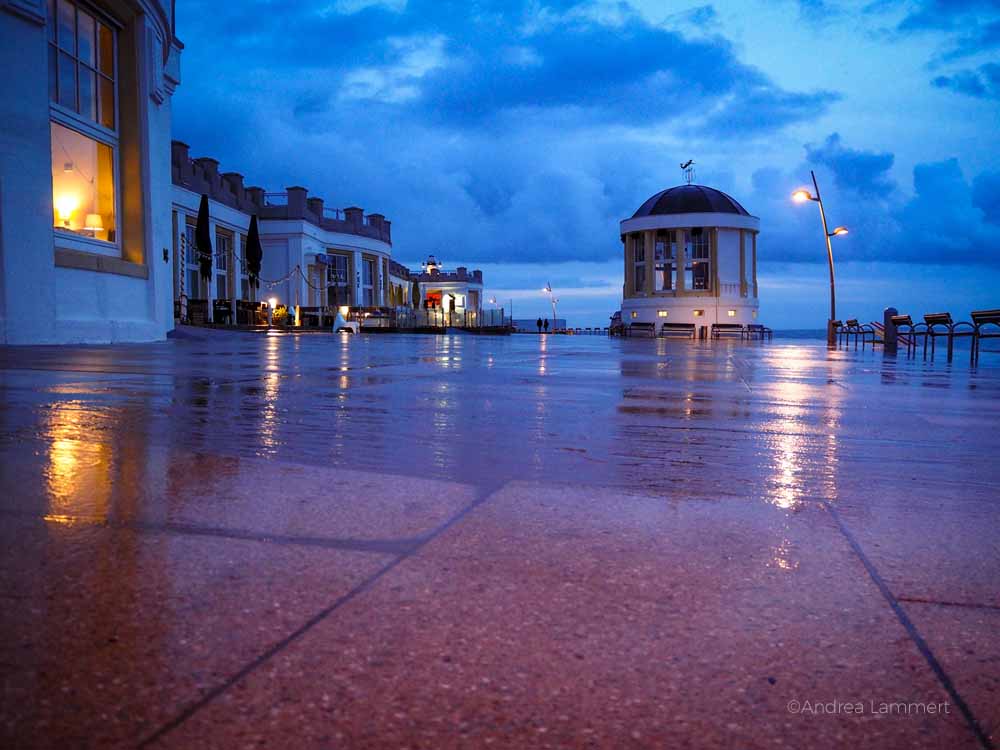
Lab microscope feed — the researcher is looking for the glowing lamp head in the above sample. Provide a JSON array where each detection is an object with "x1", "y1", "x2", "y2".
[
  {"x1": 55, "y1": 195, "x2": 78, "y2": 226},
  {"x1": 791, "y1": 189, "x2": 813, "y2": 203},
  {"x1": 831, "y1": 226, "x2": 849, "y2": 236},
  {"x1": 267, "y1": 297, "x2": 277, "y2": 309},
  {"x1": 84, "y1": 213, "x2": 103, "y2": 231}
]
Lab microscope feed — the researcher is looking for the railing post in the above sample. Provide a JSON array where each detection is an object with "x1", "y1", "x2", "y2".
[{"x1": 884, "y1": 307, "x2": 898, "y2": 356}]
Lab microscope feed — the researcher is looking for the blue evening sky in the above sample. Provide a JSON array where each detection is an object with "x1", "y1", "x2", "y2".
[{"x1": 172, "y1": 0, "x2": 1000, "y2": 328}]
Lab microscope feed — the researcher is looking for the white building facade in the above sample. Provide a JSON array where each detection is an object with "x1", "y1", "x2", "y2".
[
  {"x1": 413, "y1": 256, "x2": 483, "y2": 321},
  {"x1": 0, "y1": 0, "x2": 180, "y2": 344},
  {"x1": 620, "y1": 185, "x2": 760, "y2": 334},
  {"x1": 170, "y1": 142, "x2": 395, "y2": 322}
]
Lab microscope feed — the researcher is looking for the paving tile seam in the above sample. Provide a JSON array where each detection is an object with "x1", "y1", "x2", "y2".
[
  {"x1": 896, "y1": 597, "x2": 1000, "y2": 613},
  {"x1": 0, "y1": 509, "x2": 426, "y2": 556},
  {"x1": 134, "y1": 478, "x2": 509, "y2": 749},
  {"x1": 822, "y1": 500, "x2": 995, "y2": 750}
]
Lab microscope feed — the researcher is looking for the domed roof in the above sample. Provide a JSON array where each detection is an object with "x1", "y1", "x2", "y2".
[{"x1": 632, "y1": 185, "x2": 750, "y2": 218}]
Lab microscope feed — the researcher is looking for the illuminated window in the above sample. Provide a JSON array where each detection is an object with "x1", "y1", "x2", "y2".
[
  {"x1": 326, "y1": 253, "x2": 352, "y2": 307},
  {"x1": 183, "y1": 222, "x2": 200, "y2": 298},
  {"x1": 632, "y1": 234, "x2": 646, "y2": 294},
  {"x1": 215, "y1": 232, "x2": 230, "y2": 300},
  {"x1": 630, "y1": 311, "x2": 638, "y2": 319},
  {"x1": 684, "y1": 228, "x2": 711, "y2": 292},
  {"x1": 48, "y1": 0, "x2": 118, "y2": 252},
  {"x1": 657, "y1": 310, "x2": 669, "y2": 318},
  {"x1": 693, "y1": 309, "x2": 704, "y2": 318},
  {"x1": 239, "y1": 235, "x2": 250, "y2": 300},
  {"x1": 727, "y1": 309, "x2": 737, "y2": 317},
  {"x1": 752, "y1": 309, "x2": 758, "y2": 319},
  {"x1": 362, "y1": 258, "x2": 375, "y2": 306},
  {"x1": 654, "y1": 230, "x2": 677, "y2": 292}
]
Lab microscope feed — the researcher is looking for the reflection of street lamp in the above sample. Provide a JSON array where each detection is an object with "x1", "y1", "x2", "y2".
[
  {"x1": 792, "y1": 171, "x2": 849, "y2": 346},
  {"x1": 542, "y1": 283, "x2": 559, "y2": 331}
]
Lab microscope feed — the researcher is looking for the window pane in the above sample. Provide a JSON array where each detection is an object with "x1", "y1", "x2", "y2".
[
  {"x1": 98, "y1": 76, "x2": 114, "y2": 129},
  {"x1": 78, "y1": 65, "x2": 96, "y2": 121},
  {"x1": 47, "y1": 0, "x2": 57, "y2": 43},
  {"x1": 216, "y1": 236, "x2": 229, "y2": 270},
  {"x1": 57, "y1": 0, "x2": 75, "y2": 54},
  {"x1": 216, "y1": 275, "x2": 227, "y2": 300},
  {"x1": 50, "y1": 121, "x2": 116, "y2": 243},
  {"x1": 77, "y1": 9, "x2": 95, "y2": 66},
  {"x1": 48, "y1": 44, "x2": 58, "y2": 102},
  {"x1": 187, "y1": 270, "x2": 200, "y2": 299},
  {"x1": 98, "y1": 22, "x2": 114, "y2": 78},
  {"x1": 185, "y1": 226, "x2": 197, "y2": 263},
  {"x1": 241, "y1": 279, "x2": 250, "y2": 301},
  {"x1": 58, "y1": 51, "x2": 76, "y2": 110}
]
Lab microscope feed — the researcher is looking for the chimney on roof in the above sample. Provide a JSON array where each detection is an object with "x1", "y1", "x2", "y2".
[
  {"x1": 456, "y1": 266, "x2": 467, "y2": 279},
  {"x1": 344, "y1": 206, "x2": 363, "y2": 226},
  {"x1": 246, "y1": 186, "x2": 265, "y2": 207},
  {"x1": 193, "y1": 156, "x2": 219, "y2": 178},
  {"x1": 306, "y1": 197, "x2": 324, "y2": 220},
  {"x1": 171, "y1": 140, "x2": 190, "y2": 167},
  {"x1": 367, "y1": 213, "x2": 384, "y2": 231},
  {"x1": 286, "y1": 186, "x2": 308, "y2": 216},
  {"x1": 473, "y1": 269, "x2": 483, "y2": 283},
  {"x1": 222, "y1": 172, "x2": 244, "y2": 195}
]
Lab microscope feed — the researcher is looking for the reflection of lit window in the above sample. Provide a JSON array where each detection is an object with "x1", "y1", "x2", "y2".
[
  {"x1": 49, "y1": 0, "x2": 117, "y2": 251},
  {"x1": 657, "y1": 310, "x2": 669, "y2": 318}
]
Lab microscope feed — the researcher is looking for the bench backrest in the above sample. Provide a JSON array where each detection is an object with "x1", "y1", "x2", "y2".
[
  {"x1": 662, "y1": 323, "x2": 695, "y2": 329},
  {"x1": 924, "y1": 312, "x2": 952, "y2": 325},
  {"x1": 845, "y1": 318, "x2": 859, "y2": 327},
  {"x1": 971, "y1": 309, "x2": 1000, "y2": 324},
  {"x1": 890, "y1": 314, "x2": 913, "y2": 326}
]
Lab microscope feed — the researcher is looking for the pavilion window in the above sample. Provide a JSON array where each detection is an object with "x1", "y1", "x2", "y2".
[
  {"x1": 742, "y1": 232, "x2": 753, "y2": 297},
  {"x1": 238, "y1": 234, "x2": 250, "y2": 300},
  {"x1": 633, "y1": 234, "x2": 646, "y2": 294},
  {"x1": 48, "y1": 0, "x2": 119, "y2": 254},
  {"x1": 184, "y1": 223, "x2": 200, "y2": 299},
  {"x1": 684, "y1": 228, "x2": 711, "y2": 292},
  {"x1": 362, "y1": 258, "x2": 375, "y2": 306},
  {"x1": 326, "y1": 253, "x2": 351, "y2": 306},
  {"x1": 655, "y1": 230, "x2": 677, "y2": 292},
  {"x1": 215, "y1": 231, "x2": 231, "y2": 300}
]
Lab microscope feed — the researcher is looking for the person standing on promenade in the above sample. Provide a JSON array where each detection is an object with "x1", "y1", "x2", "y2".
[
  {"x1": 537, "y1": 317, "x2": 543, "y2": 333},
  {"x1": 543, "y1": 319, "x2": 550, "y2": 334}
]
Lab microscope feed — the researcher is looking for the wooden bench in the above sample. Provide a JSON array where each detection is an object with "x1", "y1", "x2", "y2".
[
  {"x1": 711, "y1": 323, "x2": 744, "y2": 339},
  {"x1": 889, "y1": 314, "x2": 927, "y2": 357},
  {"x1": 745, "y1": 323, "x2": 773, "y2": 341},
  {"x1": 924, "y1": 312, "x2": 974, "y2": 362},
  {"x1": 844, "y1": 318, "x2": 877, "y2": 349},
  {"x1": 657, "y1": 323, "x2": 696, "y2": 339},
  {"x1": 628, "y1": 322, "x2": 656, "y2": 337},
  {"x1": 971, "y1": 309, "x2": 1000, "y2": 364}
]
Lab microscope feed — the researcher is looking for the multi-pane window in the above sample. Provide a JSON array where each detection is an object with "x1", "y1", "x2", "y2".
[
  {"x1": 684, "y1": 228, "x2": 711, "y2": 292},
  {"x1": 655, "y1": 230, "x2": 677, "y2": 292},
  {"x1": 239, "y1": 235, "x2": 250, "y2": 300},
  {"x1": 48, "y1": 0, "x2": 118, "y2": 249},
  {"x1": 742, "y1": 232, "x2": 753, "y2": 297},
  {"x1": 215, "y1": 233, "x2": 230, "y2": 300},
  {"x1": 326, "y1": 254, "x2": 351, "y2": 307},
  {"x1": 632, "y1": 234, "x2": 646, "y2": 294},
  {"x1": 362, "y1": 258, "x2": 375, "y2": 307},
  {"x1": 184, "y1": 223, "x2": 200, "y2": 299}
]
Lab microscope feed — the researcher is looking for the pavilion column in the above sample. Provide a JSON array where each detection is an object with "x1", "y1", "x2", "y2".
[
  {"x1": 739, "y1": 230, "x2": 747, "y2": 298},
  {"x1": 644, "y1": 230, "x2": 655, "y2": 295},
  {"x1": 711, "y1": 228, "x2": 719, "y2": 297},
  {"x1": 752, "y1": 232, "x2": 758, "y2": 298},
  {"x1": 677, "y1": 228, "x2": 687, "y2": 293},
  {"x1": 623, "y1": 236, "x2": 633, "y2": 298}
]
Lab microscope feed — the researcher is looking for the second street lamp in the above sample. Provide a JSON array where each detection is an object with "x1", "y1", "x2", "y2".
[
  {"x1": 542, "y1": 283, "x2": 559, "y2": 331},
  {"x1": 792, "y1": 170, "x2": 848, "y2": 346}
]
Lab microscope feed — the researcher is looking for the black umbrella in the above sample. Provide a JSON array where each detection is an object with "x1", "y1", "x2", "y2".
[
  {"x1": 245, "y1": 214, "x2": 263, "y2": 295},
  {"x1": 411, "y1": 279, "x2": 420, "y2": 308},
  {"x1": 195, "y1": 193, "x2": 213, "y2": 281}
]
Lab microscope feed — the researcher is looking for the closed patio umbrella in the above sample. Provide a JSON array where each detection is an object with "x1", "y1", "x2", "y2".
[
  {"x1": 195, "y1": 193, "x2": 213, "y2": 322},
  {"x1": 245, "y1": 214, "x2": 263, "y2": 303},
  {"x1": 196, "y1": 193, "x2": 213, "y2": 283}
]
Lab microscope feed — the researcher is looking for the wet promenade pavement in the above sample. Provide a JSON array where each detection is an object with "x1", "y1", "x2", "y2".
[{"x1": 1, "y1": 331, "x2": 998, "y2": 748}]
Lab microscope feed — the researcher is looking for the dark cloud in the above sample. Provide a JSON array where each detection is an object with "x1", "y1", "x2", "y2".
[
  {"x1": 804, "y1": 133, "x2": 895, "y2": 197},
  {"x1": 932, "y1": 62, "x2": 1000, "y2": 98},
  {"x1": 972, "y1": 171, "x2": 1000, "y2": 225}
]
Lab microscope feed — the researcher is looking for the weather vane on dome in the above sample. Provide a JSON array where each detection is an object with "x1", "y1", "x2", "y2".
[{"x1": 680, "y1": 160, "x2": 695, "y2": 185}]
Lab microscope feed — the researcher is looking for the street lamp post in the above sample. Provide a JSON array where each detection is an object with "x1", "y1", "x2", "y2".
[
  {"x1": 792, "y1": 171, "x2": 849, "y2": 346},
  {"x1": 542, "y1": 283, "x2": 559, "y2": 331}
]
